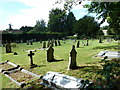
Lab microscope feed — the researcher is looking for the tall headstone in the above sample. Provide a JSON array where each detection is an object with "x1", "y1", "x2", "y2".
[
  {"x1": 6, "y1": 43, "x2": 12, "y2": 53},
  {"x1": 28, "y1": 51, "x2": 34, "y2": 67},
  {"x1": 47, "y1": 46, "x2": 54, "y2": 62},
  {"x1": 58, "y1": 40, "x2": 61, "y2": 46},
  {"x1": 76, "y1": 41, "x2": 80, "y2": 48},
  {"x1": 55, "y1": 40, "x2": 57, "y2": 46},
  {"x1": 42, "y1": 42, "x2": 46, "y2": 48},
  {"x1": 68, "y1": 45, "x2": 77, "y2": 69}
]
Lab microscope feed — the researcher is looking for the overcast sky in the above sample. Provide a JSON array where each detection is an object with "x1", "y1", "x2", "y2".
[{"x1": 0, "y1": 0, "x2": 108, "y2": 30}]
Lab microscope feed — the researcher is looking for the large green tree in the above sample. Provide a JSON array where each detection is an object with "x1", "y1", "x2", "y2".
[
  {"x1": 56, "y1": 0, "x2": 120, "y2": 35},
  {"x1": 66, "y1": 12, "x2": 76, "y2": 35},
  {"x1": 28, "y1": 19, "x2": 46, "y2": 33},
  {"x1": 20, "y1": 26, "x2": 33, "y2": 33},
  {"x1": 74, "y1": 16, "x2": 100, "y2": 37},
  {"x1": 48, "y1": 8, "x2": 67, "y2": 33}
]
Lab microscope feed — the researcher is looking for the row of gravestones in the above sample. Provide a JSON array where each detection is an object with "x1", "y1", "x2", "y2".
[{"x1": 28, "y1": 45, "x2": 77, "y2": 69}]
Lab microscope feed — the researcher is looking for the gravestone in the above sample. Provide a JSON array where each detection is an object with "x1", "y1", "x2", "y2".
[
  {"x1": 55, "y1": 40, "x2": 57, "y2": 46},
  {"x1": 14, "y1": 52, "x2": 18, "y2": 55},
  {"x1": 47, "y1": 46, "x2": 54, "y2": 62},
  {"x1": 50, "y1": 41, "x2": 54, "y2": 47},
  {"x1": 99, "y1": 38, "x2": 102, "y2": 43},
  {"x1": 58, "y1": 40, "x2": 61, "y2": 46},
  {"x1": 68, "y1": 45, "x2": 77, "y2": 69},
  {"x1": 6, "y1": 43, "x2": 12, "y2": 53},
  {"x1": 76, "y1": 41, "x2": 80, "y2": 48},
  {"x1": 28, "y1": 51, "x2": 35, "y2": 67},
  {"x1": 42, "y1": 42, "x2": 46, "y2": 48},
  {"x1": 86, "y1": 40, "x2": 89, "y2": 46},
  {"x1": 41, "y1": 71, "x2": 93, "y2": 89},
  {"x1": 82, "y1": 42, "x2": 85, "y2": 46},
  {"x1": 47, "y1": 41, "x2": 50, "y2": 48}
]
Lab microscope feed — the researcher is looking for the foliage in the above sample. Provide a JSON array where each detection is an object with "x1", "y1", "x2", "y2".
[
  {"x1": 73, "y1": 15, "x2": 100, "y2": 38},
  {"x1": 66, "y1": 12, "x2": 76, "y2": 35},
  {"x1": 28, "y1": 20, "x2": 46, "y2": 33},
  {"x1": 48, "y1": 8, "x2": 67, "y2": 33},
  {"x1": 85, "y1": 2, "x2": 120, "y2": 35},
  {"x1": 20, "y1": 26, "x2": 33, "y2": 33}
]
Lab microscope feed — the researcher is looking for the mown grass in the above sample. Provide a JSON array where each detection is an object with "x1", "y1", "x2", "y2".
[{"x1": 0, "y1": 39, "x2": 119, "y2": 88}]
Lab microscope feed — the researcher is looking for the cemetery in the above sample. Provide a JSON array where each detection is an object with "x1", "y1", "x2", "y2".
[{"x1": 1, "y1": 38, "x2": 120, "y2": 89}]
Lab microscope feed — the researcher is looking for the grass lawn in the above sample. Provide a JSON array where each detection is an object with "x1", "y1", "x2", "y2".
[{"x1": 0, "y1": 39, "x2": 119, "y2": 88}]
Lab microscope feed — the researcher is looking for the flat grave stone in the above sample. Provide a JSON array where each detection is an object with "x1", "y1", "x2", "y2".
[
  {"x1": 41, "y1": 71, "x2": 93, "y2": 89},
  {"x1": 96, "y1": 50, "x2": 120, "y2": 58}
]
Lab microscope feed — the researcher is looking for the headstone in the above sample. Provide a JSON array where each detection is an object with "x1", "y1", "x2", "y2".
[
  {"x1": 6, "y1": 43, "x2": 12, "y2": 53},
  {"x1": 42, "y1": 42, "x2": 46, "y2": 48},
  {"x1": 14, "y1": 52, "x2": 18, "y2": 55},
  {"x1": 99, "y1": 38, "x2": 102, "y2": 43},
  {"x1": 54, "y1": 40, "x2": 57, "y2": 46},
  {"x1": 76, "y1": 41, "x2": 80, "y2": 48},
  {"x1": 41, "y1": 71, "x2": 93, "y2": 89},
  {"x1": 68, "y1": 45, "x2": 77, "y2": 69},
  {"x1": 28, "y1": 51, "x2": 35, "y2": 67},
  {"x1": 47, "y1": 41, "x2": 50, "y2": 48},
  {"x1": 47, "y1": 46, "x2": 54, "y2": 62},
  {"x1": 86, "y1": 40, "x2": 89, "y2": 46},
  {"x1": 58, "y1": 40, "x2": 61, "y2": 46},
  {"x1": 50, "y1": 41, "x2": 54, "y2": 47},
  {"x1": 82, "y1": 42, "x2": 85, "y2": 46}
]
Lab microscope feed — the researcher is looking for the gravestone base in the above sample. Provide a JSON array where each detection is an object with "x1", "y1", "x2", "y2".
[{"x1": 30, "y1": 64, "x2": 38, "y2": 68}]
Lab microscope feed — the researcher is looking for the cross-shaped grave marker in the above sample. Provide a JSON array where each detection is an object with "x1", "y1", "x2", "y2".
[{"x1": 28, "y1": 51, "x2": 35, "y2": 67}]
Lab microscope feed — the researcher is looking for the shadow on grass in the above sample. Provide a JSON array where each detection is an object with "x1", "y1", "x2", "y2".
[
  {"x1": 53, "y1": 59, "x2": 64, "y2": 62},
  {"x1": 92, "y1": 45, "x2": 118, "y2": 50},
  {"x1": 75, "y1": 65, "x2": 102, "y2": 73}
]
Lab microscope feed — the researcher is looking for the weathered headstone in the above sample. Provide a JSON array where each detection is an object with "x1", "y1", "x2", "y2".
[
  {"x1": 28, "y1": 51, "x2": 35, "y2": 67},
  {"x1": 14, "y1": 52, "x2": 18, "y2": 55},
  {"x1": 50, "y1": 41, "x2": 54, "y2": 47},
  {"x1": 6, "y1": 43, "x2": 12, "y2": 53},
  {"x1": 68, "y1": 45, "x2": 77, "y2": 69},
  {"x1": 76, "y1": 41, "x2": 80, "y2": 48},
  {"x1": 42, "y1": 42, "x2": 46, "y2": 48},
  {"x1": 58, "y1": 40, "x2": 61, "y2": 46},
  {"x1": 55, "y1": 40, "x2": 57, "y2": 46},
  {"x1": 47, "y1": 46, "x2": 54, "y2": 62}
]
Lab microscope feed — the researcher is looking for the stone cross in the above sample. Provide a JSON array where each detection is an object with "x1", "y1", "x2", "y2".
[
  {"x1": 47, "y1": 46, "x2": 54, "y2": 62},
  {"x1": 68, "y1": 45, "x2": 77, "y2": 69},
  {"x1": 28, "y1": 51, "x2": 34, "y2": 66},
  {"x1": 42, "y1": 41, "x2": 46, "y2": 48},
  {"x1": 6, "y1": 43, "x2": 12, "y2": 53},
  {"x1": 76, "y1": 41, "x2": 80, "y2": 48}
]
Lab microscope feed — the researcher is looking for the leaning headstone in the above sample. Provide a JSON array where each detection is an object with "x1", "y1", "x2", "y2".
[
  {"x1": 68, "y1": 45, "x2": 77, "y2": 69},
  {"x1": 28, "y1": 51, "x2": 35, "y2": 67},
  {"x1": 47, "y1": 46, "x2": 54, "y2": 62},
  {"x1": 76, "y1": 41, "x2": 80, "y2": 48},
  {"x1": 58, "y1": 40, "x2": 61, "y2": 46},
  {"x1": 6, "y1": 43, "x2": 12, "y2": 53},
  {"x1": 55, "y1": 40, "x2": 57, "y2": 46},
  {"x1": 42, "y1": 42, "x2": 46, "y2": 48}
]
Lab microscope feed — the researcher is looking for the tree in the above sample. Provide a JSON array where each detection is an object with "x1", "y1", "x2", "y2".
[
  {"x1": 73, "y1": 16, "x2": 100, "y2": 37},
  {"x1": 29, "y1": 20, "x2": 46, "y2": 33},
  {"x1": 56, "y1": 1, "x2": 120, "y2": 35},
  {"x1": 20, "y1": 26, "x2": 33, "y2": 33},
  {"x1": 48, "y1": 8, "x2": 67, "y2": 33},
  {"x1": 66, "y1": 12, "x2": 76, "y2": 35}
]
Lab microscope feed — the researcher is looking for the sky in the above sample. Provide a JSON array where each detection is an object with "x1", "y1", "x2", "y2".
[{"x1": 0, "y1": 0, "x2": 108, "y2": 30}]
